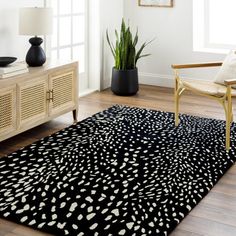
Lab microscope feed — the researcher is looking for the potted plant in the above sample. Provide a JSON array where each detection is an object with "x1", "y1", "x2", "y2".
[{"x1": 106, "y1": 19, "x2": 153, "y2": 96}]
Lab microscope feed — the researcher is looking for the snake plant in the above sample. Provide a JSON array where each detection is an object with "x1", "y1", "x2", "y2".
[{"x1": 106, "y1": 19, "x2": 153, "y2": 70}]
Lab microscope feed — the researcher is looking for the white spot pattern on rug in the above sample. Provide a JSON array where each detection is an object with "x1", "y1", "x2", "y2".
[{"x1": 0, "y1": 105, "x2": 236, "y2": 236}]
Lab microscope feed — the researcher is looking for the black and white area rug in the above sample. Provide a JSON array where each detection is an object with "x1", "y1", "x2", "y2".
[{"x1": 0, "y1": 105, "x2": 236, "y2": 236}]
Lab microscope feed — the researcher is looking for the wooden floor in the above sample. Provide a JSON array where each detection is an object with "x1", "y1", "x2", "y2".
[{"x1": 0, "y1": 85, "x2": 236, "y2": 236}]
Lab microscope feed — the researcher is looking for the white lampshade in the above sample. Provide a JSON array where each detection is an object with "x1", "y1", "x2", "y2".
[{"x1": 19, "y1": 7, "x2": 53, "y2": 36}]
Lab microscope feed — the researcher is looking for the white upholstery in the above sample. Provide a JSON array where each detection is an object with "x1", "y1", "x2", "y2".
[{"x1": 214, "y1": 50, "x2": 236, "y2": 88}]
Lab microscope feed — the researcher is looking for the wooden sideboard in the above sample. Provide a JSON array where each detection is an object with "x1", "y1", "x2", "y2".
[{"x1": 0, "y1": 60, "x2": 78, "y2": 142}]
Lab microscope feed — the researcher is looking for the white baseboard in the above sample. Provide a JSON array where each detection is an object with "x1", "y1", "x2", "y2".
[
  {"x1": 139, "y1": 72, "x2": 175, "y2": 88},
  {"x1": 79, "y1": 88, "x2": 98, "y2": 97},
  {"x1": 102, "y1": 71, "x2": 207, "y2": 90}
]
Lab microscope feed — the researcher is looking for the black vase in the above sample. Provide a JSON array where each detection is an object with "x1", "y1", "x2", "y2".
[
  {"x1": 111, "y1": 67, "x2": 139, "y2": 96},
  {"x1": 26, "y1": 37, "x2": 46, "y2": 67}
]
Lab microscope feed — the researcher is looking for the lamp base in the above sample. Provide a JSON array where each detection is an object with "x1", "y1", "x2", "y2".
[{"x1": 26, "y1": 37, "x2": 46, "y2": 67}]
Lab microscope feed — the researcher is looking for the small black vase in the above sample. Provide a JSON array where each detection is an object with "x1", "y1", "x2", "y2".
[
  {"x1": 26, "y1": 37, "x2": 46, "y2": 67},
  {"x1": 111, "y1": 67, "x2": 139, "y2": 96}
]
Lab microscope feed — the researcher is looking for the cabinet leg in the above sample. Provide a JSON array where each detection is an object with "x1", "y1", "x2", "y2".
[{"x1": 73, "y1": 109, "x2": 78, "y2": 123}]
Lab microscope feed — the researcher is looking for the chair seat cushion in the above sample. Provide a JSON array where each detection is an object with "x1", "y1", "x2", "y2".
[{"x1": 181, "y1": 79, "x2": 236, "y2": 97}]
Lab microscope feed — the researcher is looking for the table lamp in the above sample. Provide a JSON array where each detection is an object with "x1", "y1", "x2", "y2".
[{"x1": 19, "y1": 7, "x2": 53, "y2": 67}]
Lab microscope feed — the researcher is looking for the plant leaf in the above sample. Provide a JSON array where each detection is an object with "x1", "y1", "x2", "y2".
[
  {"x1": 106, "y1": 19, "x2": 154, "y2": 70},
  {"x1": 106, "y1": 30, "x2": 115, "y2": 59}
]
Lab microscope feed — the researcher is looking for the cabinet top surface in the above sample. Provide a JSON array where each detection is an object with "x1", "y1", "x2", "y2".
[
  {"x1": 0, "y1": 59, "x2": 78, "y2": 85},
  {"x1": 29, "y1": 59, "x2": 78, "y2": 72}
]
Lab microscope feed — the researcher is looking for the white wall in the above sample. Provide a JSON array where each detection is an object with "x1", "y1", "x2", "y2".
[
  {"x1": 100, "y1": 0, "x2": 124, "y2": 89},
  {"x1": 88, "y1": 0, "x2": 124, "y2": 91},
  {"x1": 124, "y1": 0, "x2": 226, "y2": 87},
  {"x1": 0, "y1": 0, "x2": 43, "y2": 61}
]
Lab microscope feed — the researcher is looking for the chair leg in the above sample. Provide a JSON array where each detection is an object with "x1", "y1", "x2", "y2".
[
  {"x1": 226, "y1": 109, "x2": 231, "y2": 151},
  {"x1": 175, "y1": 90, "x2": 180, "y2": 126},
  {"x1": 225, "y1": 86, "x2": 232, "y2": 151},
  {"x1": 174, "y1": 71, "x2": 181, "y2": 126}
]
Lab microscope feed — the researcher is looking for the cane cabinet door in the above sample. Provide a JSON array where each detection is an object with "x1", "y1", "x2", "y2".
[
  {"x1": 49, "y1": 70, "x2": 76, "y2": 116},
  {"x1": 0, "y1": 85, "x2": 16, "y2": 138},
  {"x1": 18, "y1": 76, "x2": 48, "y2": 129}
]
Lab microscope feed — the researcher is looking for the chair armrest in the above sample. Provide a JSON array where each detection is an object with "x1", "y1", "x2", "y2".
[
  {"x1": 224, "y1": 79, "x2": 236, "y2": 86},
  {"x1": 171, "y1": 62, "x2": 222, "y2": 69}
]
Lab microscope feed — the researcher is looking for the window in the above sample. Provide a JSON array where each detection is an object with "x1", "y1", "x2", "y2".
[
  {"x1": 46, "y1": 0, "x2": 87, "y2": 75},
  {"x1": 193, "y1": 0, "x2": 236, "y2": 53}
]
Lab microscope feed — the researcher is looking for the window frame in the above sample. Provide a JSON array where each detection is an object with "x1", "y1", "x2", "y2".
[
  {"x1": 193, "y1": 0, "x2": 235, "y2": 54},
  {"x1": 45, "y1": 0, "x2": 88, "y2": 79}
]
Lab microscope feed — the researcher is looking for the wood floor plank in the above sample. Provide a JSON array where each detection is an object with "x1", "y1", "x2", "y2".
[
  {"x1": 12, "y1": 225, "x2": 52, "y2": 236},
  {"x1": 201, "y1": 191, "x2": 236, "y2": 212},
  {"x1": 178, "y1": 215, "x2": 236, "y2": 236},
  {"x1": 170, "y1": 228, "x2": 204, "y2": 236},
  {"x1": 189, "y1": 203, "x2": 236, "y2": 227},
  {"x1": 210, "y1": 182, "x2": 236, "y2": 197},
  {"x1": 0, "y1": 85, "x2": 236, "y2": 235}
]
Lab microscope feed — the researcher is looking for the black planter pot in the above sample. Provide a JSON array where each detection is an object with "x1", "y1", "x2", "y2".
[{"x1": 111, "y1": 67, "x2": 139, "y2": 96}]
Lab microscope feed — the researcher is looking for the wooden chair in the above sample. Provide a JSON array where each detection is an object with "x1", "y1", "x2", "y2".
[{"x1": 172, "y1": 62, "x2": 236, "y2": 150}]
